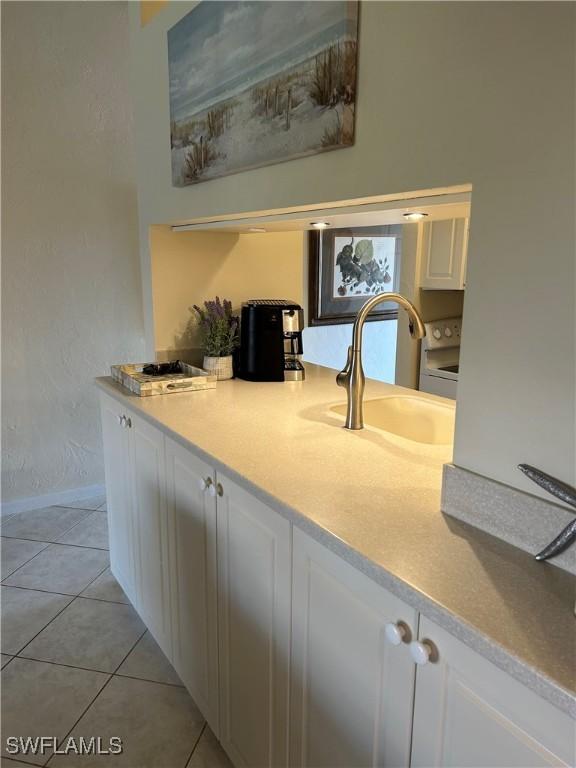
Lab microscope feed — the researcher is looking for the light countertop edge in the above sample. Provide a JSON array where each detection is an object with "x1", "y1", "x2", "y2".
[{"x1": 95, "y1": 373, "x2": 576, "y2": 718}]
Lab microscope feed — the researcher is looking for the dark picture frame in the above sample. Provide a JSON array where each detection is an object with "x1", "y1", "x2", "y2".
[{"x1": 308, "y1": 225, "x2": 402, "y2": 326}]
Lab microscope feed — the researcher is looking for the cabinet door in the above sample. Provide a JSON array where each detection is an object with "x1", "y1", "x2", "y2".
[
  {"x1": 164, "y1": 436, "x2": 219, "y2": 732},
  {"x1": 411, "y1": 616, "x2": 575, "y2": 767},
  {"x1": 420, "y1": 217, "x2": 468, "y2": 290},
  {"x1": 290, "y1": 528, "x2": 417, "y2": 768},
  {"x1": 129, "y1": 412, "x2": 172, "y2": 659},
  {"x1": 217, "y1": 472, "x2": 291, "y2": 768},
  {"x1": 99, "y1": 393, "x2": 137, "y2": 605}
]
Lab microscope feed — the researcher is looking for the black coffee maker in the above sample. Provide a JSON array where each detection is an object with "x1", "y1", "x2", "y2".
[{"x1": 239, "y1": 299, "x2": 305, "y2": 382}]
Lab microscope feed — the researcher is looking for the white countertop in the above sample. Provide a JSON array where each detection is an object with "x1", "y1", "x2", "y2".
[{"x1": 96, "y1": 364, "x2": 576, "y2": 716}]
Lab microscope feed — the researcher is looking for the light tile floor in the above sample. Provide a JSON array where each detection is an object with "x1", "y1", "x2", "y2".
[{"x1": 1, "y1": 498, "x2": 233, "y2": 768}]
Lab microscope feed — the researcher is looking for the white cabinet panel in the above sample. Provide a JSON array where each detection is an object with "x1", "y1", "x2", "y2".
[
  {"x1": 217, "y1": 473, "x2": 291, "y2": 768},
  {"x1": 290, "y1": 528, "x2": 417, "y2": 768},
  {"x1": 164, "y1": 436, "x2": 219, "y2": 733},
  {"x1": 420, "y1": 217, "x2": 468, "y2": 290},
  {"x1": 99, "y1": 393, "x2": 137, "y2": 605},
  {"x1": 129, "y1": 413, "x2": 172, "y2": 659},
  {"x1": 411, "y1": 616, "x2": 575, "y2": 767}
]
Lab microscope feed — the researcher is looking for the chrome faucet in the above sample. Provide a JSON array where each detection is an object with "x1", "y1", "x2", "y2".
[{"x1": 336, "y1": 292, "x2": 426, "y2": 429}]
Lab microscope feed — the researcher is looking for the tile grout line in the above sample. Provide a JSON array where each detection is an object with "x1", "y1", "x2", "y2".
[
  {"x1": 1, "y1": 583, "x2": 124, "y2": 606},
  {"x1": 183, "y1": 721, "x2": 207, "y2": 768},
  {"x1": 7, "y1": 561, "x2": 111, "y2": 657},
  {"x1": 42, "y1": 627, "x2": 149, "y2": 765},
  {"x1": 1, "y1": 507, "x2": 95, "y2": 542},
  {"x1": 43, "y1": 672, "x2": 115, "y2": 768}
]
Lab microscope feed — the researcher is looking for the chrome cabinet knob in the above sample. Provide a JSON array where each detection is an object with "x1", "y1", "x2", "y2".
[
  {"x1": 125, "y1": 416, "x2": 132, "y2": 429},
  {"x1": 118, "y1": 414, "x2": 126, "y2": 427},
  {"x1": 216, "y1": 482, "x2": 224, "y2": 498},
  {"x1": 207, "y1": 482, "x2": 217, "y2": 498},
  {"x1": 384, "y1": 622, "x2": 407, "y2": 646},
  {"x1": 410, "y1": 640, "x2": 437, "y2": 665}
]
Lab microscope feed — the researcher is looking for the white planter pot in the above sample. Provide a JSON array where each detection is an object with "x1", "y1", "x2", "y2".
[{"x1": 203, "y1": 355, "x2": 234, "y2": 381}]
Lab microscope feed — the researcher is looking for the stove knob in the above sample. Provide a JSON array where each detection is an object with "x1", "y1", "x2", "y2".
[
  {"x1": 433, "y1": 328, "x2": 442, "y2": 340},
  {"x1": 444, "y1": 327, "x2": 453, "y2": 338}
]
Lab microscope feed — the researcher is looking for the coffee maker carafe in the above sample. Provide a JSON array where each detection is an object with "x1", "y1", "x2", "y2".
[{"x1": 239, "y1": 299, "x2": 305, "y2": 382}]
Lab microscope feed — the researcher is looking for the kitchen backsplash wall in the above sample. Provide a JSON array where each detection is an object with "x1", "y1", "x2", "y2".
[{"x1": 150, "y1": 227, "x2": 305, "y2": 363}]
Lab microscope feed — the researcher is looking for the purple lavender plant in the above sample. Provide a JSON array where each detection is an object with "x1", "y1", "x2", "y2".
[{"x1": 192, "y1": 296, "x2": 239, "y2": 357}]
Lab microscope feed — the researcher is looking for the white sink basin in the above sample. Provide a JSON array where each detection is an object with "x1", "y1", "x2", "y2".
[{"x1": 331, "y1": 396, "x2": 455, "y2": 445}]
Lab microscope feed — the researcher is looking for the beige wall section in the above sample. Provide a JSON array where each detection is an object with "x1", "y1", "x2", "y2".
[
  {"x1": 129, "y1": 2, "x2": 575, "y2": 500},
  {"x1": 2, "y1": 2, "x2": 146, "y2": 504},
  {"x1": 150, "y1": 228, "x2": 305, "y2": 360}
]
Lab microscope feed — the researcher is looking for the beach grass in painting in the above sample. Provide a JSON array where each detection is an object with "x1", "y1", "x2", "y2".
[{"x1": 168, "y1": 1, "x2": 359, "y2": 186}]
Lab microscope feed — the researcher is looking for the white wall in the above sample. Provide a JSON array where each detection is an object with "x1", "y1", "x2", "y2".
[
  {"x1": 303, "y1": 322, "x2": 398, "y2": 383},
  {"x1": 129, "y1": 2, "x2": 575, "y2": 499},
  {"x1": 2, "y1": 2, "x2": 146, "y2": 504}
]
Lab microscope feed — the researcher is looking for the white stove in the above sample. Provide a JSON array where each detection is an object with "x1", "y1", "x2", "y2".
[{"x1": 419, "y1": 317, "x2": 462, "y2": 400}]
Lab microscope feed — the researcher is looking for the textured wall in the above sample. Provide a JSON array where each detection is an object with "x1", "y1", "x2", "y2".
[{"x1": 2, "y1": 2, "x2": 145, "y2": 503}]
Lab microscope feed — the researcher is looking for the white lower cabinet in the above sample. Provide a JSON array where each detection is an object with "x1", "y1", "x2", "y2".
[
  {"x1": 100, "y1": 393, "x2": 138, "y2": 605},
  {"x1": 216, "y1": 472, "x2": 291, "y2": 768},
  {"x1": 164, "y1": 436, "x2": 219, "y2": 733},
  {"x1": 290, "y1": 528, "x2": 417, "y2": 768},
  {"x1": 100, "y1": 394, "x2": 573, "y2": 768},
  {"x1": 410, "y1": 616, "x2": 574, "y2": 768},
  {"x1": 129, "y1": 413, "x2": 173, "y2": 659}
]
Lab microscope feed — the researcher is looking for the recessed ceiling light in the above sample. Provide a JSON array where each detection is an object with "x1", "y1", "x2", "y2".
[
  {"x1": 403, "y1": 212, "x2": 429, "y2": 221},
  {"x1": 310, "y1": 221, "x2": 330, "y2": 229},
  {"x1": 248, "y1": 227, "x2": 267, "y2": 233}
]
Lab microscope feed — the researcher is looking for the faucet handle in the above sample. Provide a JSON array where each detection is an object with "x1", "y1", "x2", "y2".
[{"x1": 336, "y1": 346, "x2": 353, "y2": 388}]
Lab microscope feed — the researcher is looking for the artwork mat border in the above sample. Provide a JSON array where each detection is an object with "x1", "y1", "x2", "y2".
[{"x1": 308, "y1": 226, "x2": 403, "y2": 326}]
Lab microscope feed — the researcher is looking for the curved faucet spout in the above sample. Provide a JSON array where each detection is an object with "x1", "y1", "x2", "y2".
[{"x1": 336, "y1": 292, "x2": 425, "y2": 430}]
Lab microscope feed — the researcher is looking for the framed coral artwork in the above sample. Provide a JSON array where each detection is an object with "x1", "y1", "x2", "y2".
[{"x1": 308, "y1": 226, "x2": 402, "y2": 325}]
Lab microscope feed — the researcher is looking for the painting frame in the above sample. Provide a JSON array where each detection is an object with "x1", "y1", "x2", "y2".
[
  {"x1": 168, "y1": 1, "x2": 360, "y2": 187},
  {"x1": 308, "y1": 226, "x2": 402, "y2": 326}
]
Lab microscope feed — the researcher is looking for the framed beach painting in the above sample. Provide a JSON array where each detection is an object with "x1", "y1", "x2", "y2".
[
  {"x1": 168, "y1": 1, "x2": 359, "y2": 186},
  {"x1": 308, "y1": 226, "x2": 402, "y2": 326}
]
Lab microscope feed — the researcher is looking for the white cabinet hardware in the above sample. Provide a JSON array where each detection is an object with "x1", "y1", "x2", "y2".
[
  {"x1": 410, "y1": 639, "x2": 435, "y2": 665},
  {"x1": 384, "y1": 621, "x2": 409, "y2": 646}
]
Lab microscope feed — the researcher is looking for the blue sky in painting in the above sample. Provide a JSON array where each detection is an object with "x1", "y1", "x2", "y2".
[{"x1": 168, "y1": 1, "x2": 356, "y2": 121}]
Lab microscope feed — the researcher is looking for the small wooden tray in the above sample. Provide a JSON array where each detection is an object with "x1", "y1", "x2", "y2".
[{"x1": 111, "y1": 362, "x2": 217, "y2": 396}]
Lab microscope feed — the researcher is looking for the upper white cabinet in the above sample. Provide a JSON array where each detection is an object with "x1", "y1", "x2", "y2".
[
  {"x1": 216, "y1": 471, "x2": 291, "y2": 768},
  {"x1": 411, "y1": 616, "x2": 575, "y2": 767},
  {"x1": 164, "y1": 435, "x2": 219, "y2": 733},
  {"x1": 100, "y1": 393, "x2": 138, "y2": 605},
  {"x1": 290, "y1": 528, "x2": 417, "y2": 768},
  {"x1": 420, "y1": 217, "x2": 469, "y2": 290}
]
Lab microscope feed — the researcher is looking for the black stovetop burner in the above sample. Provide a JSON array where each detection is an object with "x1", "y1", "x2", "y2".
[{"x1": 141, "y1": 361, "x2": 184, "y2": 377}]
